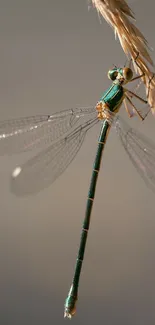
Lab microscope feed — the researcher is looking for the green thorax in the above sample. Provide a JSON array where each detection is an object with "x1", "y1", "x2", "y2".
[{"x1": 100, "y1": 80, "x2": 124, "y2": 112}]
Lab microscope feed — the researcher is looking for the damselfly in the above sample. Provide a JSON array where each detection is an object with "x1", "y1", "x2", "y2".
[{"x1": 0, "y1": 65, "x2": 155, "y2": 318}]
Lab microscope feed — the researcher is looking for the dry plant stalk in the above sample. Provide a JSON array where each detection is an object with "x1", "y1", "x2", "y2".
[{"x1": 92, "y1": 0, "x2": 155, "y2": 114}]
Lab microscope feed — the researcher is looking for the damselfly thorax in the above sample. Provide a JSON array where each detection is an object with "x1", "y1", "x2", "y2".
[{"x1": 96, "y1": 67, "x2": 148, "y2": 122}]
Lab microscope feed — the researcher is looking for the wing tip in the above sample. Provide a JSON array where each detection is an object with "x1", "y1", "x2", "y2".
[{"x1": 12, "y1": 166, "x2": 22, "y2": 178}]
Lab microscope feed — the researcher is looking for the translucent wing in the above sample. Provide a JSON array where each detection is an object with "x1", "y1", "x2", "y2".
[
  {"x1": 0, "y1": 107, "x2": 96, "y2": 155},
  {"x1": 11, "y1": 117, "x2": 98, "y2": 196},
  {"x1": 114, "y1": 116, "x2": 155, "y2": 192}
]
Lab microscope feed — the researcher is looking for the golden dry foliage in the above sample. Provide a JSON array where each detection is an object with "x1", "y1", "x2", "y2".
[{"x1": 92, "y1": 0, "x2": 155, "y2": 114}]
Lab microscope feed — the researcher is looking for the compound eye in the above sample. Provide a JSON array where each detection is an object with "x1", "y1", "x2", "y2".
[
  {"x1": 108, "y1": 69, "x2": 118, "y2": 81},
  {"x1": 123, "y1": 67, "x2": 133, "y2": 81}
]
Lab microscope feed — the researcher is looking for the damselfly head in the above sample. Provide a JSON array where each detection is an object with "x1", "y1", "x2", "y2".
[
  {"x1": 122, "y1": 67, "x2": 133, "y2": 81},
  {"x1": 107, "y1": 68, "x2": 118, "y2": 81},
  {"x1": 108, "y1": 67, "x2": 133, "y2": 84}
]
